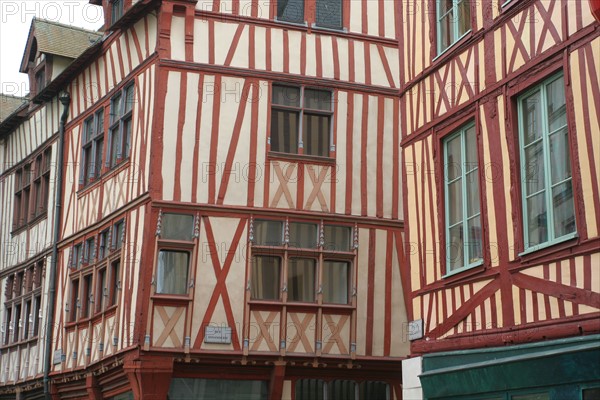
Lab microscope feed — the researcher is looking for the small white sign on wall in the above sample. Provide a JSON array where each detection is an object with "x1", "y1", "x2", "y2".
[{"x1": 204, "y1": 326, "x2": 232, "y2": 344}]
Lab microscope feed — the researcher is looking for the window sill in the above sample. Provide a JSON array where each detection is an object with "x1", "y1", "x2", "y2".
[
  {"x1": 433, "y1": 30, "x2": 472, "y2": 63},
  {"x1": 151, "y1": 293, "x2": 192, "y2": 301},
  {"x1": 267, "y1": 151, "x2": 336, "y2": 166},
  {"x1": 10, "y1": 211, "x2": 49, "y2": 236},
  {"x1": 310, "y1": 23, "x2": 347, "y2": 34},
  {"x1": 274, "y1": 18, "x2": 308, "y2": 28},
  {"x1": 442, "y1": 259, "x2": 484, "y2": 279},
  {"x1": 0, "y1": 335, "x2": 40, "y2": 349},
  {"x1": 518, "y1": 232, "x2": 579, "y2": 258},
  {"x1": 77, "y1": 158, "x2": 130, "y2": 197},
  {"x1": 248, "y1": 300, "x2": 354, "y2": 309}
]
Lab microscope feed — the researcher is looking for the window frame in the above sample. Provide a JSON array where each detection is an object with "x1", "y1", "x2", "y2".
[
  {"x1": 66, "y1": 220, "x2": 124, "y2": 325},
  {"x1": 443, "y1": 121, "x2": 483, "y2": 276},
  {"x1": 269, "y1": 84, "x2": 334, "y2": 159},
  {"x1": 81, "y1": 108, "x2": 105, "y2": 186},
  {"x1": 107, "y1": 84, "x2": 134, "y2": 169},
  {"x1": 153, "y1": 212, "x2": 197, "y2": 297},
  {"x1": 111, "y1": 0, "x2": 124, "y2": 25},
  {"x1": 436, "y1": 0, "x2": 473, "y2": 56},
  {"x1": 516, "y1": 72, "x2": 577, "y2": 254},
  {"x1": 2, "y1": 260, "x2": 44, "y2": 347},
  {"x1": 249, "y1": 218, "x2": 355, "y2": 306},
  {"x1": 11, "y1": 146, "x2": 52, "y2": 232}
]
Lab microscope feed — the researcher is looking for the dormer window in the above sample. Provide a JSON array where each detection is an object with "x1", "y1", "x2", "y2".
[
  {"x1": 111, "y1": 0, "x2": 124, "y2": 25},
  {"x1": 35, "y1": 70, "x2": 45, "y2": 93}
]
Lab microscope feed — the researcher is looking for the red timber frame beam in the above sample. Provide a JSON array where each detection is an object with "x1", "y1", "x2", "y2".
[{"x1": 123, "y1": 351, "x2": 175, "y2": 400}]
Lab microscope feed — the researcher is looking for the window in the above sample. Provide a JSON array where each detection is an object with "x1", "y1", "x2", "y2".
[
  {"x1": 444, "y1": 122, "x2": 482, "y2": 273},
  {"x1": 583, "y1": 388, "x2": 600, "y2": 400},
  {"x1": 67, "y1": 220, "x2": 124, "y2": 323},
  {"x1": 518, "y1": 73, "x2": 575, "y2": 251},
  {"x1": 154, "y1": 213, "x2": 195, "y2": 295},
  {"x1": 168, "y1": 378, "x2": 268, "y2": 399},
  {"x1": 295, "y1": 380, "x2": 389, "y2": 400},
  {"x1": 84, "y1": 237, "x2": 95, "y2": 264},
  {"x1": 156, "y1": 250, "x2": 190, "y2": 295},
  {"x1": 81, "y1": 109, "x2": 105, "y2": 185},
  {"x1": 437, "y1": 0, "x2": 471, "y2": 54},
  {"x1": 98, "y1": 229, "x2": 109, "y2": 260},
  {"x1": 251, "y1": 256, "x2": 282, "y2": 300},
  {"x1": 250, "y1": 219, "x2": 353, "y2": 304},
  {"x1": 111, "y1": 0, "x2": 124, "y2": 24},
  {"x1": 12, "y1": 147, "x2": 51, "y2": 230},
  {"x1": 315, "y1": 0, "x2": 342, "y2": 29},
  {"x1": 113, "y1": 219, "x2": 125, "y2": 250},
  {"x1": 3, "y1": 262, "x2": 44, "y2": 346},
  {"x1": 277, "y1": 0, "x2": 304, "y2": 23},
  {"x1": 72, "y1": 243, "x2": 83, "y2": 270},
  {"x1": 69, "y1": 279, "x2": 79, "y2": 322},
  {"x1": 288, "y1": 258, "x2": 316, "y2": 302},
  {"x1": 322, "y1": 260, "x2": 350, "y2": 303},
  {"x1": 108, "y1": 85, "x2": 134, "y2": 167},
  {"x1": 271, "y1": 85, "x2": 332, "y2": 157},
  {"x1": 276, "y1": 0, "x2": 343, "y2": 29},
  {"x1": 35, "y1": 70, "x2": 45, "y2": 93}
]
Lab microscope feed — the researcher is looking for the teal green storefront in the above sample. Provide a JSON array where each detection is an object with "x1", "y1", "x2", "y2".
[{"x1": 419, "y1": 335, "x2": 600, "y2": 400}]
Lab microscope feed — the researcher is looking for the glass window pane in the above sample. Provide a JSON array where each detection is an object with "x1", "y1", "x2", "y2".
[
  {"x1": 446, "y1": 135, "x2": 462, "y2": 181},
  {"x1": 289, "y1": 222, "x2": 318, "y2": 249},
  {"x1": 111, "y1": 94, "x2": 122, "y2": 122},
  {"x1": 110, "y1": 128, "x2": 120, "y2": 166},
  {"x1": 254, "y1": 220, "x2": 283, "y2": 246},
  {"x1": 329, "y1": 380, "x2": 356, "y2": 400},
  {"x1": 161, "y1": 213, "x2": 195, "y2": 241},
  {"x1": 288, "y1": 258, "x2": 315, "y2": 302},
  {"x1": 511, "y1": 394, "x2": 549, "y2": 400},
  {"x1": 466, "y1": 171, "x2": 480, "y2": 217},
  {"x1": 272, "y1": 85, "x2": 301, "y2": 107},
  {"x1": 271, "y1": 109, "x2": 299, "y2": 153},
  {"x1": 526, "y1": 192, "x2": 548, "y2": 246},
  {"x1": 168, "y1": 378, "x2": 268, "y2": 400},
  {"x1": 546, "y1": 76, "x2": 566, "y2": 132},
  {"x1": 316, "y1": 0, "x2": 342, "y2": 29},
  {"x1": 447, "y1": 179, "x2": 463, "y2": 225},
  {"x1": 125, "y1": 85, "x2": 135, "y2": 113},
  {"x1": 359, "y1": 381, "x2": 389, "y2": 400},
  {"x1": 323, "y1": 225, "x2": 351, "y2": 251},
  {"x1": 438, "y1": 0, "x2": 453, "y2": 15},
  {"x1": 251, "y1": 256, "x2": 281, "y2": 300},
  {"x1": 95, "y1": 138, "x2": 104, "y2": 177},
  {"x1": 521, "y1": 90, "x2": 542, "y2": 145},
  {"x1": 439, "y1": 11, "x2": 453, "y2": 52},
  {"x1": 465, "y1": 125, "x2": 478, "y2": 168},
  {"x1": 549, "y1": 128, "x2": 571, "y2": 184},
  {"x1": 303, "y1": 89, "x2": 332, "y2": 111},
  {"x1": 457, "y1": 0, "x2": 470, "y2": 36},
  {"x1": 467, "y1": 216, "x2": 482, "y2": 264},
  {"x1": 524, "y1": 140, "x2": 546, "y2": 195},
  {"x1": 156, "y1": 250, "x2": 189, "y2": 295},
  {"x1": 552, "y1": 180, "x2": 575, "y2": 237},
  {"x1": 295, "y1": 379, "x2": 325, "y2": 400},
  {"x1": 323, "y1": 261, "x2": 349, "y2": 304},
  {"x1": 448, "y1": 225, "x2": 464, "y2": 271},
  {"x1": 583, "y1": 388, "x2": 600, "y2": 400},
  {"x1": 302, "y1": 113, "x2": 330, "y2": 156},
  {"x1": 277, "y1": 0, "x2": 304, "y2": 23}
]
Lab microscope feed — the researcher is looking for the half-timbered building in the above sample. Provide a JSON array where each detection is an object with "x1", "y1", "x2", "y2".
[
  {"x1": 399, "y1": 0, "x2": 600, "y2": 398},
  {"x1": 0, "y1": 20, "x2": 102, "y2": 399},
  {"x1": 0, "y1": 0, "x2": 409, "y2": 399}
]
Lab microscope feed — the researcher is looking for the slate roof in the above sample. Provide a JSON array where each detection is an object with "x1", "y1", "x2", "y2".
[
  {"x1": 20, "y1": 18, "x2": 102, "y2": 71},
  {"x1": 0, "y1": 94, "x2": 27, "y2": 123}
]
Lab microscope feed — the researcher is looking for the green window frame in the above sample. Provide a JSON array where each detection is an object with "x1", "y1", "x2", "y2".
[
  {"x1": 436, "y1": 0, "x2": 471, "y2": 54},
  {"x1": 444, "y1": 122, "x2": 483, "y2": 275},
  {"x1": 517, "y1": 72, "x2": 576, "y2": 253}
]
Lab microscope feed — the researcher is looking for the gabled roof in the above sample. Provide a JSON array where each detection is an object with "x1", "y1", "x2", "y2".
[
  {"x1": 19, "y1": 18, "x2": 102, "y2": 72},
  {"x1": 0, "y1": 94, "x2": 27, "y2": 123}
]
